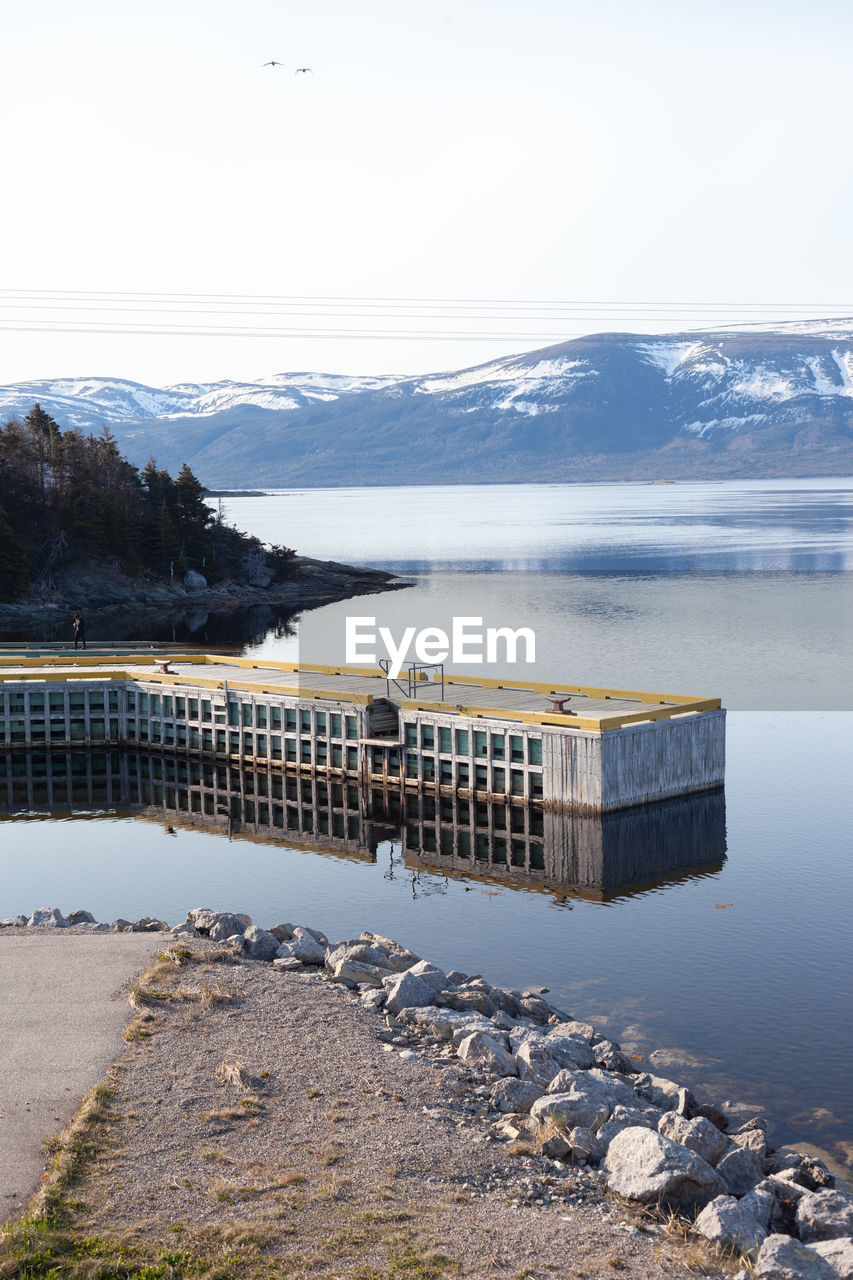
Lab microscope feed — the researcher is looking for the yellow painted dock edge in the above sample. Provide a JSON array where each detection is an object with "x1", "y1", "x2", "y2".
[{"x1": 0, "y1": 653, "x2": 721, "y2": 732}]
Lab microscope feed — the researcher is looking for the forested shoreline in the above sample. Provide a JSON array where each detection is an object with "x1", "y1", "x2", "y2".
[{"x1": 0, "y1": 404, "x2": 294, "y2": 601}]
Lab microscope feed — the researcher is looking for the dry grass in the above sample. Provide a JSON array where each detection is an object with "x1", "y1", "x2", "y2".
[
  {"x1": 196, "y1": 1145, "x2": 234, "y2": 1165},
  {"x1": 319, "y1": 1139, "x2": 348, "y2": 1167},
  {"x1": 214, "y1": 1055, "x2": 254, "y2": 1089}
]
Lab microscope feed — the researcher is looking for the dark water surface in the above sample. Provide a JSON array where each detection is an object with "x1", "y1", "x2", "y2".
[{"x1": 2, "y1": 479, "x2": 852, "y2": 1175}]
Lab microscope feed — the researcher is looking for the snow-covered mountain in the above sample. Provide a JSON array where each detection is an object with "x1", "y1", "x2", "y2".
[
  {"x1": 3, "y1": 321, "x2": 853, "y2": 484},
  {"x1": 0, "y1": 371, "x2": 399, "y2": 432}
]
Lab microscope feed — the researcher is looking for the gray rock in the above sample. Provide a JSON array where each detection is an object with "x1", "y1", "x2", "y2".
[
  {"x1": 592, "y1": 1038, "x2": 633, "y2": 1074},
  {"x1": 326, "y1": 942, "x2": 392, "y2": 972},
  {"x1": 542, "y1": 1031, "x2": 595, "y2": 1071},
  {"x1": 132, "y1": 917, "x2": 170, "y2": 932},
  {"x1": 740, "y1": 1182, "x2": 780, "y2": 1231},
  {"x1": 632, "y1": 1072, "x2": 694, "y2": 1113},
  {"x1": 541, "y1": 1134, "x2": 572, "y2": 1159},
  {"x1": 184, "y1": 569, "x2": 208, "y2": 591},
  {"x1": 457, "y1": 1031, "x2": 517, "y2": 1077},
  {"x1": 694, "y1": 1102, "x2": 729, "y2": 1131},
  {"x1": 603, "y1": 1126, "x2": 725, "y2": 1207},
  {"x1": 269, "y1": 923, "x2": 294, "y2": 942},
  {"x1": 207, "y1": 913, "x2": 249, "y2": 941},
  {"x1": 383, "y1": 971, "x2": 437, "y2": 1017},
  {"x1": 406, "y1": 960, "x2": 449, "y2": 995},
  {"x1": 810, "y1": 1238, "x2": 853, "y2": 1278},
  {"x1": 27, "y1": 907, "x2": 67, "y2": 927},
  {"x1": 754, "y1": 1234, "x2": 839, "y2": 1279},
  {"x1": 562, "y1": 1068, "x2": 638, "y2": 1108},
  {"x1": 295, "y1": 924, "x2": 328, "y2": 946},
  {"x1": 598, "y1": 1105, "x2": 661, "y2": 1152},
  {"x1": 658, "y1": 1113, "x2": 729, "y2": 1166},
  {"x1": 272, "y1": 957, "x2": 304, "y2": 972},
  {"x1": 65, "y1": 909, "x2": 96, "y2": 926},
  {"x1": 275, "y1": 927, "x2": 327, "y2": 965},
  {"x1": 718, "y1": 1144, "x2": 766, "y2": 1196},
  {"x1": 530, "y1": 1089, "x2": 611, "y2": 1134},
  {"x1": 111, "y1": 919, "x2": 134, "y2": 932},
  {"x1": 400, "y1": 1007, "x2": 495, "y2": 1044},
  {"x1": 0, "y1": 916, "x2": 28, "y2": 927},
  {"x1": 569, "y1": 1125, "x2": 604, "y2": 1166},
  {"x1": 515, "y1": 994, "x2": 554, "y2": 1023},
  {"x1": 556, "y1": 1020, "x2": 597, "y2": 1042},
  {"x1": 798, "y1": 1157, "x2": 837, "y2": 1192},
  {"x1": 796, "y1": 1190, "x2": 853, "y2": 1243},
  {"x1": 333, "y1": 957, "x2": 392, "y2": 987},
  {"x1": 242, "y1": 924, "x2": 280, "y2": 961},
  {"x1": 360, "y1": 988, "x2": 386, "y2": 1011},
  {"x1": 731, "y1": 1127, "x2": 768, "y2": 1158},
  {"x1": 446, "y1": 970, "x2": 469, "y2": 985},
  {"x1": 490, "y1": 1077, "x2": 543, "y2": 1114},
  {"x1": 515, "y1": 1041, "x2": 564, "y2": 1087},
  {"x1": 187, "y1": 908, "x2": 252, "y2": 934},
  {"x1": 695, "y1": 1195, "x2": 767, "y2": 1253}
]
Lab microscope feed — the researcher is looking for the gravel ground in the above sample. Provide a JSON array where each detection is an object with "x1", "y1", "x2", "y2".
[{"x1": 51, "y1": 944, "x2": 726, "y2": 1279}]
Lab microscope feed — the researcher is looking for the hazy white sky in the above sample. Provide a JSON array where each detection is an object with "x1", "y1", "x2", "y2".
[{"x1": 3, "y1": 0, "x2": 853, "y2": 386}]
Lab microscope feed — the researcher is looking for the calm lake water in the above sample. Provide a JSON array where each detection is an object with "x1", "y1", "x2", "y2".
[{"x1": 2, "y1": 479, "x2": 852, "y2": 1177}]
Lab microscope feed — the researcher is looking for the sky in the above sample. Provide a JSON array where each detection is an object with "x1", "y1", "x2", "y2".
[{"x1": 3, "y1": 0, "x2": 853, "y2": 387}]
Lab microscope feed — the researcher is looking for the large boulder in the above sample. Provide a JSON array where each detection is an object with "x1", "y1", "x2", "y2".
[
  {"x1": 809, "y1": 1238, "x2": 853, "y2": 1278},
  {"x1": 796, "y1": 1190, "x2": 853, "y2": 1243},
  {"x1": 603, "y1": 1126, "x2": 725, "y2": 1207},
  {"x1": 695, "y1": 1195, "x2": 767, "y2": 1253},
  {"x1": 456, "y1": 1031, "x2": 517, "y2": 1077},
  {"x1": 632, "y1": 1071, "x2": 694, "y2": 1113},
  {"x1": 405, "y1": 960, "x2": 449, "y2": 995},
  {"x1": 591, "y1": 1037, "x2": 633, "y2": 1074},
  {"x1": 27, "y1": 907, "x2": 67, "y2": 927},
  {"x1": 275, "y1": 927, "x2": 327, "y2": 965},
  {"x1": 187, "y1": 908, "x2": 251, "y2": 935},
  {"x1": 754, "y1": 1234, "x2": 839, "y2": 1279},
  {"x1": 542, "y1": 1030, "x2": 595, "y2": 1071},
  {"x1": 383, "y1": 970, "x2": 438, "y2": 1017},
  {"x1": 184, "y1": 569, "x2": 208, "y2": 592},
  {"x1": 531, "y1": 1088, "x2": 612, "y2": 1134},
  {"x1": 325, "y1": 942, "x2": 393, "y2": 973},
  {"x1": 399, "y1": 1007, "x2": 495, "y2": 1044},
  {"x1": 717, "y1": 1144, "x2": 766, "y2": 1196},
  {"x1": 334, "y1": 957, "x2": 393, "y2": 987},
  {"x1": 241, "y1": 925, "x2": 279, "y2": 961},
  {"x1": 66, "y1": 909, "x2": 96, "y2": 926},
  {"x1": 490, "y1": 1077, "x2": 543, "y2": 1114},
  {"x1": 515, "y1": 1041, "x2": 564, "y2": 1087},
  {"x1": 598, "y1": 1104, "x2": 661, "y2": 1152},
  {"x1": 658, "y1": 1113, "x2": 729, "y2": 1167}
]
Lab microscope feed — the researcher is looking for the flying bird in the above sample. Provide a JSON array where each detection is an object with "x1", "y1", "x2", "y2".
[
  {"x1": 295, "y1": 66, "x2": 312, "y2": 74},
  {"x1": 262, "y1": 60, "x2": 285, "y2": 67}
]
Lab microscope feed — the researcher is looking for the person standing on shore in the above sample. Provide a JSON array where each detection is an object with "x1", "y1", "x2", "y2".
[{"x1": 72, "y1": 614, "x2": 86, "y2": 650}]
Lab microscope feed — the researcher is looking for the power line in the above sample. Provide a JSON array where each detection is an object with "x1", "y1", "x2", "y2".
[{"x1": 1, "y1": 288, "x2": 853, "y2": 312}]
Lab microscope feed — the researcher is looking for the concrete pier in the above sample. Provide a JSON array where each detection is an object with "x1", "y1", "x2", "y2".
[{"x1": 0, "y1": 653, "x2": 725, "y2": 814}]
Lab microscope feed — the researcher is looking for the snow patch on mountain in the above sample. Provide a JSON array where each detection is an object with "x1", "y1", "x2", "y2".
[
  {"x1": 683, "y1": 413, "x2": 768, "y2": 437},
  {"x1": 635, "y1": 341, "x2": 702, "y2": 378}
]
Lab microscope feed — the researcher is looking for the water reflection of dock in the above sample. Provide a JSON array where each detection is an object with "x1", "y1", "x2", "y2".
[{"x1": 0, "y1": 749, "x2": 726, "y2": 902}]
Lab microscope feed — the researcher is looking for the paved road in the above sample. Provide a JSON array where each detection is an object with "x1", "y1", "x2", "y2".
[{"x1": 0, "y1": 933, "x2": 165, "y2": 1218}]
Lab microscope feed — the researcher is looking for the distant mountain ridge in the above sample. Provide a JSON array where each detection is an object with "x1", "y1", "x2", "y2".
[{"x1": 3, "y1": 320, "x2": 853, "y2": 484}]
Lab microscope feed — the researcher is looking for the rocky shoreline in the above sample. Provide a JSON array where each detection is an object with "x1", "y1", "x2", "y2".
[
  {"x1": 4, "y1": 906, "x2": 852, "y2": 1279},
  {"x1": 0, "y1": 555, "x2": 407, "y2": 634}
]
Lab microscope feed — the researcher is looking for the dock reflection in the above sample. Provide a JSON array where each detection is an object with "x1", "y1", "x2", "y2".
[{"x1": 0, "y1": 749, "x2": 726, "y2": 902}]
